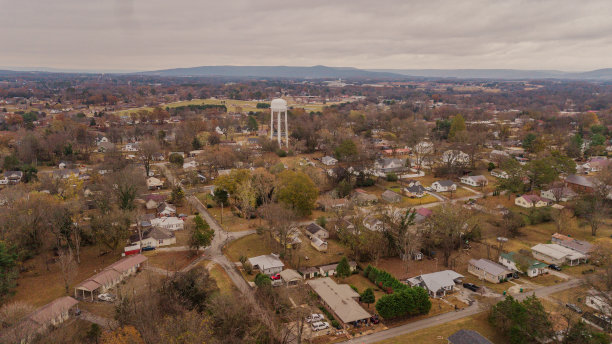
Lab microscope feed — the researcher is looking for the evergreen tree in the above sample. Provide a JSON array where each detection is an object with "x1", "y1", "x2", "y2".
[
  {"x1": 448, "y1": 114, "x2": 466, "y2": 139},
  {"x1": 360, "y1": 288, "x2": 375, "y2": 308},
  {"x1": 336, "y1": 257, "x2": 351, "y2": 278}
]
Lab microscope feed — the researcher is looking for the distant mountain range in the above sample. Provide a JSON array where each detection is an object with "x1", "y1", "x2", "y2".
[
  {"x1": 369, "y1": 68, "x2": 612, "y2": 81},
  {"x1": 3, "y1": 65, "x2": 612, "y2": 81},
  {"x1": 142, "y1": 65, "x2": 612, "y2": 81},
  {"x1": 140, "y1": 65, "x2": 400, "y2": 79}
]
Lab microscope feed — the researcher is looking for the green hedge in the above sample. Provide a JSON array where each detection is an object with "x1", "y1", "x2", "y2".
[{"x1": 364, "y1": 265, "x2": 431, "y2": 319}]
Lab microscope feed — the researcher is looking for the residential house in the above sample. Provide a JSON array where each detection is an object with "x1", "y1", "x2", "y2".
[
  {"x1": 490, "y1": 150, "x2": 510, "y2": 160},
  {"x1": 374, "y1": 158, "x2": 407, "y2": 174},
  {"x1": 448, "y1": 329, "x2": 493, "y2": 344},
  {"x1": 406, "y1": 270, "x2": 464, "y2": 298},
  {"x1": 551, "y1": 233, "x2": 593, "y2": 256},
  {"x1": 404, "y1": 179, "x2": 421, "y2": 187},
  {"x1": 404, "y1": 184, "x2": 426, "y2": 198},
  {"x1": 4, "y1": 171, "x2": 23, "y2": 184},
  {"x1": 144, "y1": 194, "x2": 165, "y2": 210},
  {"x1": 123, "y1": 143, "x2": 139, "y2": 152},
  {"x1": 498, "y1": 252, "x2": 548, "y2": 277},
  {"x1": 248, "y1": 254, "x2": 284, "y2": 275},
  {"x1": 564, "y1": 174, "x2": 594, "y2": 193},
  {"x1": 460, "y1": 175, "x2": 488, "y2": 187},
  {"x1": 311, "y1": 236, "x2": 328, "y2": 252},
  {"x1": 305, "y1": 222, "x2": 329, "y2": 239},
  {"x1": 9, "y1": 296, "x2": 79, "y2": 343},
  {"x1": 490, "y1": 169, "x2": 509, "y2": 179},
  {"x1": 189, "y1": 150, "x2": 204, "y2": 157},
  {"x1": 298, "y1": 266, "x2": 319, "y2": 279},
  {"x1": 318, "y1": 261, "x2": 357, "y2": 277},
  {"x1": 150, "y1": 217, "x2": 184, "y2": 231},
  {"x1": 442, "y1": 150, "x2": 470, "y2": 164},
  {"x1": 381, "y1": 189, "x2": 402, "y2": 203},
  {"x1": 351, "y1": 189, "x2": 378, "y2": 205},
  {"x1": 515, "y1": 194, "x2": 549, "y2": 208},
  {"x1": 152, "y1": 152, "x2": 165, "y2": 161},
  {"x1": 52, "y1": 169, "x2": 79, "y2": 179},
  {"x1": 130, "y1": 227, "x2": 176, "y2": 248},
  {"x1": 157, "y1": 202, "x2": 176, "y2": 217},
  {"x1": 580, "y1": 157, "x2": 610, "y2": 173},
  {"x1": 146, "y1": 177, "x2": 164, "y2": 190},
  {"x1": 321, "y1": 156, "x2": 338, "y2": 166},
  {"x1": 279, "y1": 269, "x2": 303, "y2": 286},
  {"x1": 74, "y1": 254, "x2": 147, "y2": 301},
  {"x1": 97, "y1": 141, "x2": 115, "y2": 152},
  {"x1": 468, "y1": 259, "x2": 514, "y2": 283},
  {"x1": 183, "y1": 158, "x2": 198, "y2": 170},
  {"x1": 431, "y1": 180, "x2": 457, "y2": 193},
  {"x1": 541, "y1": 187, "x2": 577, "y2": 202},
  {"x1": 317, "y1": 197, "x2": 348, "y2": 211},
  {"x1": 307, "y1": 277, "x2": 371, "y2": 327},
  {"x1": 363, "y1": 216, "x2": 383, "y2": 231},
  {"x1": 414, "y1": 207, "x2": 433, "y2": 223},
  {"x1": 531, "y1": 243, "x2": 587, "y2": 266}
]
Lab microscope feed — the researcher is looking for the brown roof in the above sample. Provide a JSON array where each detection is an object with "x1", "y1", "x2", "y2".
[
  {"x1": 28, "y1": 296, "x2": 78, "y2": 325},
  {"x1": 106, "y1": 254, "x2": 147, "y2": 273}
]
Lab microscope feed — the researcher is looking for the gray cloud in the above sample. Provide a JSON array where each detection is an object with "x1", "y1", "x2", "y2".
[{"x1": 1, "y1": 0, "x2": 611, "y2": 71}]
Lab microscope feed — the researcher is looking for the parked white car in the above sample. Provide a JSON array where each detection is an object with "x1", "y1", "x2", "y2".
[
  {"x1": 98, "y1": 293, "x2": 113, "y2": 302},
  {"x1": 311, "y1": 321, "x2": 330, "y2": 331},
  {"x1": 306, "y1": 313, "x2": 324, "y2": 323}
]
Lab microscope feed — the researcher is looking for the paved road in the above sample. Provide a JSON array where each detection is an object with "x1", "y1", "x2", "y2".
[{"x1": 338, "y1": 279, "x2": 583, "y2": 344}]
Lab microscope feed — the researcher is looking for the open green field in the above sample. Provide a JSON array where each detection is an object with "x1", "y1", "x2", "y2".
[{"x1": 114, "y1": 98, "x2": 340, "y2": 115}]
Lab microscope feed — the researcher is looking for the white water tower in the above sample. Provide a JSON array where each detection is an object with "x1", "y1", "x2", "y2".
[{"x1": 270, "y1": 98, "x2": 288, "y2": 148}]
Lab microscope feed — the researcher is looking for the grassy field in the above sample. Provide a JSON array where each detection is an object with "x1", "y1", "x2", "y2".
[
  {"x1": 114, "y1": 98, "x2": 340, "y2": 116},
  {"x1": 207, "y1": 206, "x2": 257, "y2": 232},
  {"x1": 377, "y1": 312, "x2": 506, "y2": 344},
  {"x1": 224, "y1": 232, "x2": 350, "y2": 269},
  {"x1": 12, "y1": 246, "x2": 124, "y2": 307},
  {"x1": 208, "y1": 262, "x2": 238, "y2": 295},
  {"x1": 144, "y1": 251, "x2": 198, "y2": 272}
]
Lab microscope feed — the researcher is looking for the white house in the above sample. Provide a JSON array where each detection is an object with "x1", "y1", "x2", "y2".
[
  {"x1": 311, "y1": 236, "x2": 328, "y2": 252},
  {"x1": 515, "y1": 195, "x2": 549, "y2": 208},
  {"x1": 305, "y1": 223, "x2": 329, "y2": 240},
  {"x1": 157, "y1": 202, "x2": 176, "y2": 217},
  {"x1": 498, "y1": 252, "x2": 548, "y2": 277},
  {"x1": 407, "y1": 270, "x2": 464, "y2": 298},
  {"x1": 540, "y1": 187, "x2": 577, "y2": 202},
  {"x1": 321, "y1": 156, "x2": 338, "y2": 166},
  {"x1": 183, "y1": 159, "x2": 198, "y2": 170},
  {"x1": 460, "y1": 175, "x2": 488, "y2": 187},
  {"x1": 374, "y1": 158, "x2": 407, "y2": 173},
  {"x1": 248, "y1": 254, "x2": 284, "y2": 275},
  {"x1": 531, "y1": 244, "x2": 586, "y2": 266},
  {"x1": 146, "y1": 177, "x2": 164, "y2": 190},
  {"x1": 130, "y1": 227, "x2": 176, "y2": 248},
  {"x1": 442, "y1": 150, "x2": 470, "y2": 164},
  {"x1": 431, "y1": 180, "x2": 457, "y2": 192},
  {"x1": 150, "y1": 217, "x2": 184, "y2": 231},
  {"x1": 123, "y1": 143, "x2": 139, "y2": 152},
  {"x1": 490, "y1": 149, "x2": 510, "y2": 160},
  {"x1": 490, "y1": 169, "x2": 509, "y2": 179}
]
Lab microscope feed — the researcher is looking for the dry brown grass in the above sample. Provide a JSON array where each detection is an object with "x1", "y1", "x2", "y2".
[
  {"x1": 144, "y1": 251, "x2": 198, "y2": 272},
  {"x1": 13, "y1": 246, "x2": 124, "y2": 307},
  {"x1": 377, "y1": 312, "x2": 506, "y2": 344}
]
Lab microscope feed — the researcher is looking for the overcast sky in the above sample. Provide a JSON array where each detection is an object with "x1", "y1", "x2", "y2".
[{"x1": 1, "y1": 0, "x2": 611, "y2": 72}]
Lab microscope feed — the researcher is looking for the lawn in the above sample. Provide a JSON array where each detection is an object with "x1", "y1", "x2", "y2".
[
  {"x1": 225, "y1": 232, "x2": 351, "y2": 270},
  {"x1": 377, "y1": 311, "x2": 506, "y2": 344},
  {"x1": 208, "y1": 262, "x2": 238, "y2": 295},
  {"x1": 114, "y1": 98, "x2": 340, "y2": 116},
  {"x1": 336, "y1": 274, "x2": 386, "y2": 307},
  {"x1": 224, "y1": 233, "x2": 272, "y2": 262},
  {"x1": 12, "y1": 246, "x2": 125, "y2": 307},
  {"x1": 144, "y1": 251, "x2": 198, "y2": 272},
  {"x1": 208, "y1": 206, "x2": 256, "y2": 232}
]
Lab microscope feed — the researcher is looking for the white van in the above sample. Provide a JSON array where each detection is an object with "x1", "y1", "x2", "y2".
[{"x1": 311, "y1": 321, "x2": 330, "y2": 331}]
